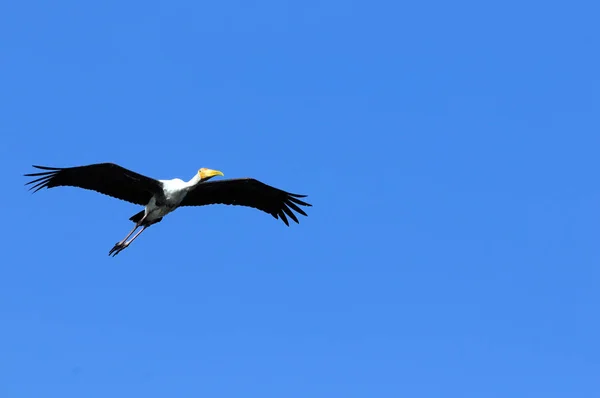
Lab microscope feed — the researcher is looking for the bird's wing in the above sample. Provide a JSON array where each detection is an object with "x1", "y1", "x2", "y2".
[
  {"x1": 24, "y1": 163, "x2": 163, "y2": 205},
  {"x1": 180, "y1": 178, "x2": 311, "y2": 226}
]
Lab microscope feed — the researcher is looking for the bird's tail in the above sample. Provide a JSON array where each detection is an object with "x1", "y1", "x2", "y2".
[{"x1": 129, "y1": 210, "x2": 145, "y2": 224}]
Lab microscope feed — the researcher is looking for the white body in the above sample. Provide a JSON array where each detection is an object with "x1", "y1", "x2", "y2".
[{"x1": 144, "y1": 177, "x2": 198, "y2": 223}]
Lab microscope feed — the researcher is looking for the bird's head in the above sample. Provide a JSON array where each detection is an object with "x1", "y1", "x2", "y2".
[{"x1": 198, "y1": 168, "x2": 224, "y2": 181}]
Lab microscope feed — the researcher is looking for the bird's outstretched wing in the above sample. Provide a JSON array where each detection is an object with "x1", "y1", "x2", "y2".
[
  {"x1": 24, "y1": 163, "x2": 163, "y2": 205},
  {"x1": 180, "y1": 178, "x2": 311, "y2": 226}
]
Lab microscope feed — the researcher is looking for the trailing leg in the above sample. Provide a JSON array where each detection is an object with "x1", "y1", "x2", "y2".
[
  {"x1": 108, "y1": 212, "x2": 148, "y2": 256},
  {"x1": 108, "y1": 216, "x2": 162, "y2": 257},
  {"x1": 109, "y1": 226, "x2": 147, "y2": 257}
]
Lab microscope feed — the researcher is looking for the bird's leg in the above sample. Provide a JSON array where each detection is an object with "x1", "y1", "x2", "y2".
[
  {"x1": 124, "y1": 226, "x2": 148, "y2": 246},
  {"x1": 108, "y1": 225, "x2": 139, "y2": 256},
  {"x1": 109, "y1": 214, "x2": 149, "y2": 255},
  {"x1": 116, "y1": 224, "x2": 140, "y2": 246},
  {"x1": 109, "y1": 226, "x2": 148, "y2": 257}
]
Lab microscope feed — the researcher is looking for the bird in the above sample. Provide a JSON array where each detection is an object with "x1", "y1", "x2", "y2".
[{"x1": 24, "y1": 163, "x2": 311, "y2": 256}]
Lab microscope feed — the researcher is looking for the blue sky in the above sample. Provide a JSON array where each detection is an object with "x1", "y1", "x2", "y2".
[{"x1": 1, "y1": 0, "x2": 598, "y2": 396}]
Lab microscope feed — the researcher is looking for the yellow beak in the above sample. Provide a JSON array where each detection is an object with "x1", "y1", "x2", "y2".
[{"x1": 200, "y1": 168, "x2": 224, "y2": 179}]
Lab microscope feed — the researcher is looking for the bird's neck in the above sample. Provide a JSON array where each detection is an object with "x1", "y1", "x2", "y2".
[{"x1": 184, "y1": 174, "x2": 202, "y2": 191}]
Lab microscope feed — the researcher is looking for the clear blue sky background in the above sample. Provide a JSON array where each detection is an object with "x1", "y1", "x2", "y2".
[{"x1": 1, "y1": 1, "x2": 598, "y2": 397}]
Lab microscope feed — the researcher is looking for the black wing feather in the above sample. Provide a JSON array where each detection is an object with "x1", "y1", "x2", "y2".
[
  {"x1": 24, "y1": 163, "x2": 163, "y2": 205},
  {"x1": 180, "y1": 178, "x2": 311, "y2": 226}
]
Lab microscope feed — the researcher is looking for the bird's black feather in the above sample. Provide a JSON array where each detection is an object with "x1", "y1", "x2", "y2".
[
  {"x1": 180, "y1": 178, "x2": 311, "y2": 226},
  {"x1": 24, "y1": 163, "x2": 163, "y2": 205}
]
